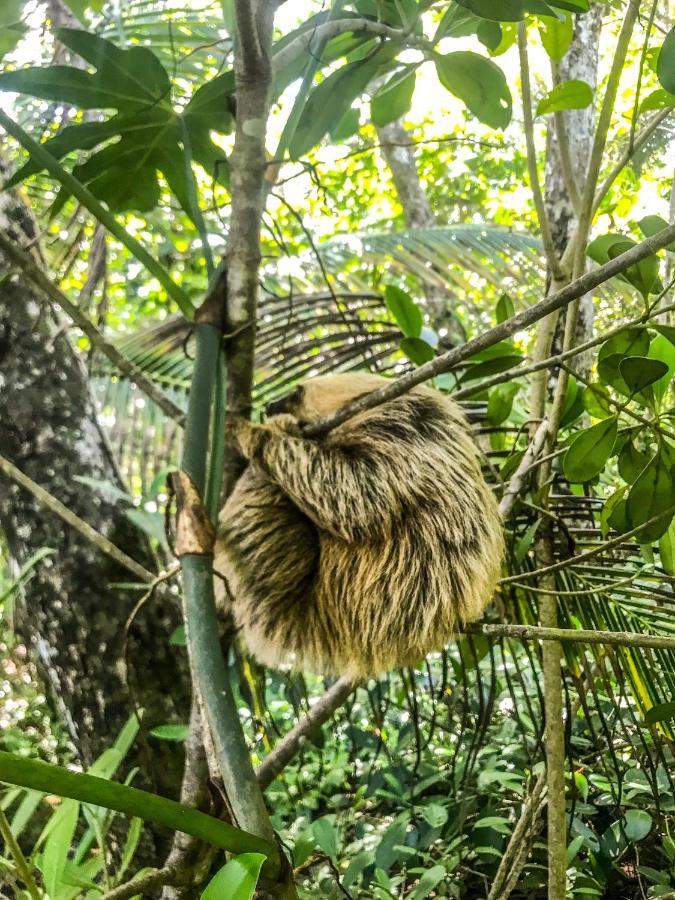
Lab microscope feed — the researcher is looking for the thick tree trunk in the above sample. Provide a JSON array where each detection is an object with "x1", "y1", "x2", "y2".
[
  {"x1": 0, "y1": 184, "x2": 190, "y2": 799},
  {"x1": 545, "y1": 5, "x2": 603, "y2": 373}
]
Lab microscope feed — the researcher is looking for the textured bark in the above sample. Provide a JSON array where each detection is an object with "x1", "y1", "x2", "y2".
[
  {"x1": 0, "y1": 185, "x2": 190, "y2": 799},
  {"x1": 376, "y1": 118, "x2": 465, "y2": 347},
  {"x1": 545, "y1": 5, "x2": 603, "y2": 374}
]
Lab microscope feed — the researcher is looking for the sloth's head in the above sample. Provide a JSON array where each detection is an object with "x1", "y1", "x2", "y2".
[{"x1": 265, "y1": 372, "x2": 388, "y2": 424}]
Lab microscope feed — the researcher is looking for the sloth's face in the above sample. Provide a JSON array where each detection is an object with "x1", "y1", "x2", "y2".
[{"x1": 265, "y1": 373, "x2": 388, "y2": 424}]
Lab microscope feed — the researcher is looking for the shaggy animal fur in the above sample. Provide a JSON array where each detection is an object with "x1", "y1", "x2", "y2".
[{"x1": 215, "y1": 373, "x2": 503, "y2": 678}]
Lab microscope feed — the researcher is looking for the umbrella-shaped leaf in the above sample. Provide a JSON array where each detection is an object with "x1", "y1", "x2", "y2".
[{"x1": 563, "y1": 416, "x2": 617, "y2": 483}]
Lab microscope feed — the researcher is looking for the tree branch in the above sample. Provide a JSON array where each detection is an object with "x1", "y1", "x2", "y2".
[
  {"x1": 256, "y1": 677, "x2": 356, "y2": 791},
  {"x1": 0, "y1": 453, "x2": 154, "y2": 583},
  {"x1": 303, "y1": 221, "x2": 675, "y2": 436}
]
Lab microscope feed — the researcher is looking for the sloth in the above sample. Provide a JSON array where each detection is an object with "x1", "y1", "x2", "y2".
[{"x1": 214, "y1": 372, "x2": 503, "y2": 678}]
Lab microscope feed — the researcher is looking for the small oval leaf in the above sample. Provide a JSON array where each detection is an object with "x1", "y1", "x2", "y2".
[{"x1": 563, "y1": 417, "x2": 617, "y2": 483}]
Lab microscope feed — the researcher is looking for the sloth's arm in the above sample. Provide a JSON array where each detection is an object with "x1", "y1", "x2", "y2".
[{"x1": 235, "y1": 419, "x2": 404, "y2": 542}]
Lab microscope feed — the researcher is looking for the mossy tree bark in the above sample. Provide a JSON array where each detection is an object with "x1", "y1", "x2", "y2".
[{"x1": 0, "y1": 183, "x2": 190, "y2": 803}]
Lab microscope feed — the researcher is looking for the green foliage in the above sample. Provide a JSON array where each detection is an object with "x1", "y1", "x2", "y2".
[
  {"x1": 434, "y1": 51, "x2": 512, "y2": 129},
  {"x1": 536, "y1": 79, "x2": 593, "y2": 116},
  {"x1": 657, "y1": 26, "x2": 675, "y2": 94},
  {"x1": 201, "y1": 853, "x2": 266, "y2": 900}
]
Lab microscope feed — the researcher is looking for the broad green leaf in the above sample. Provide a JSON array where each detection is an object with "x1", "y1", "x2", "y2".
[
  {"x1": 487, "y1": 382, "x2": 519, "y2": 425},
  {"x1": 330, "y1": 106, "x2": 360, "y2": 141},
  {"x1": 659, "y1": 519, "x2": 675, "y2": 576},
  {"x1": 477, "y1": 20, "x2": 502, "y2": 52},
  {"x1": 559, "y1": 375, "x2": 584, "y2": 427},
  {"x1": 459, "y1": 355, "x2": 523, "y2": 382},
  {"x1": 201, "y1": 853, "x2": 266, "y2": 900},
  {"x1": 645, "y1": 701, "x2": 675, "y2": 725},
  {"x1": 42, "y1": 799, "x2": 79, "y2": 898},
  {"x1": 607, "y1": 240, "x2": 661, "y2": 299},
  {"x1": 582, "y1": 384, "x2": 612, "y2": 419},
  {"x1": 313, "y1": 816, "x2": 339, "y2": 858},
  {"x1": 647, "y1": 334, "x2": 675, "y2": 403},
  {"x1": 603, "y1": 486, "x2": 628, "y2": 537},
  {"x1": 385, "y1": 285, "x2": 423, "y2": 337},
  {"x1": 290, "y1": 44, "x2": 395, "y2": 157},
  {"x1": 401, "y1": 337, "x2": 435, "y2": 366},
  {"x1": 653, "y1": 323, "x2": 675, "y2": 346},
  {"x1": 618, "y1": 440, "x2": 649, "y2": 484},
  {"x1": 538, "y1": 13, "x2": 573, "y2": 61},
  {"x1": 421, "y1": 803, "x2": 449, "y2": 828},
  {"x1": 641, "y1": 88, "x2": 675, "y2": 111},
  {"x1": 454, "y1": 0, "x2": 565, "y2": 21},
  {"x1": 0, "y1": 28, "x2": 170, "y2": 111},
  {"x1": 371, "y1": 67, "x2": 416, "y2": 127},
  {"x1": 618, "y1": 357, "x2": 669, "y2": 395},
  {"x1": 626, "y1": 453, "x2": 675, "y2": 542},
  {"x1": 657, "y1": 25, "x2": 675, "y2": 94},
  {"x1": 496, "y1": 293, "x2": 515, "y2": 323},
  {"x1": 623, "y1": 810, "x2": 652, "y2": 842},
  {"x1": 149, "y1": 724, "x2": 190, "y2": 742},
  {"x1": 536, "y1": 79, "x2": 593, "y2": 116},
  {"x1": 563, "y1": 417, "x2": 617, "y2": 483},
  {"x1": 638, "y1": 215, "x2": 675, "y2": 251},
  {"x1": 435, "y1": 51, "x2": 512, "y2": 129},
  {"x1": 409, "y1": 864, "x2": 447, "y2": 899},
  {"x1": 0, "y1": 0, "x2": 21, "y2": 28},
  {"x1": 597, "y1": 328, "x2": 651, "y2": 394}
]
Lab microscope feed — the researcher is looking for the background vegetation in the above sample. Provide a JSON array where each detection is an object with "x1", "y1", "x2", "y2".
[{"x1": 1, "y1": 0, "x2": 675, "y2": 898}]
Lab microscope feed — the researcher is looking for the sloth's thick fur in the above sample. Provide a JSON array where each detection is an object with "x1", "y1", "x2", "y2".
[{"x1": 215, "y1": 373, "x2": 503, "y2": 678}]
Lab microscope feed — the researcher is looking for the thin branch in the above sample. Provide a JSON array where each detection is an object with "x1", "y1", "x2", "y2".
[
  {"x1": 0, "y1": 453, "x2": 154, "y2": 584},
  {"x1": 0, "y1": 233, "x2": 186, "y2": 426},
  {"x1": 453, "y1": 296, "x2": 675, "y2": 402},
  {"x1": 256, "y1": 677, "x2": 356, "y2": 790},
  {"x1": 498, "y1": 419, "x2": 549, "y2": 519},
  {"x1": 101, "y1": 865, "x2": 186, "y2": 900},
  {"x1": 467, "y1": 623, "x2": 675, "y2": 652},
  {"x1": 501, "y1": 502, "x2": 675, "y2": 585},
  {"x1": 0, "y1": 808, "x2": 42, "y2": 900},
  {"x1": 302, "y1": 221, "x2": 675, "y2": 436}
]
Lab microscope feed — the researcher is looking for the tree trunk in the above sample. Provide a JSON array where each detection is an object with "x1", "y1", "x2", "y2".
[
  {"x1": 376, "y1": 118, "x2": 465, "y2": 347},
  {"x1": 545, "y1": 4, "x2": 603, "y2": 374},
  {"x1": 0, "y1": 181, "x2": 190, "y2": 801}
]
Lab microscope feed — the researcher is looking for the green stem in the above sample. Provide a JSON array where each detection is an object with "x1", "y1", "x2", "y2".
[
  {"x1": 0, "y1": 752, "x2": 276, "y2": 867},
  {"x1": 179, "y1": 323, "x2": 278, "y2": 854},
  {"x1": 0, "y1": 110, "x2": 193, "y2": 319},
  {"x1": 0, "y1": 807, "x2": 42, "y2": 900}
]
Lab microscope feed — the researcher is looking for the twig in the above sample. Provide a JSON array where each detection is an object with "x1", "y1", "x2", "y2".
[
  {"x1": 498, "y1": 420, "x2": 549, "y2": 519},
  {"x1": 256, "y1": 677, "x2": 356, "y2": 790},
  {"x1": 501, "y1": 503, "x2": 675, "y2": 585},
  {"x1": 0, "y1": 453, "x2": 154, "y2": 583},
  {"x1": 466, "y1": 623, "x2": 675, "y2": 652},
  {"x1": 0, "y1": 808, "x2": 42, "y2": 900},
  {"x1": 100, "y1": 865, "x2": 186, "y2": 900}
]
